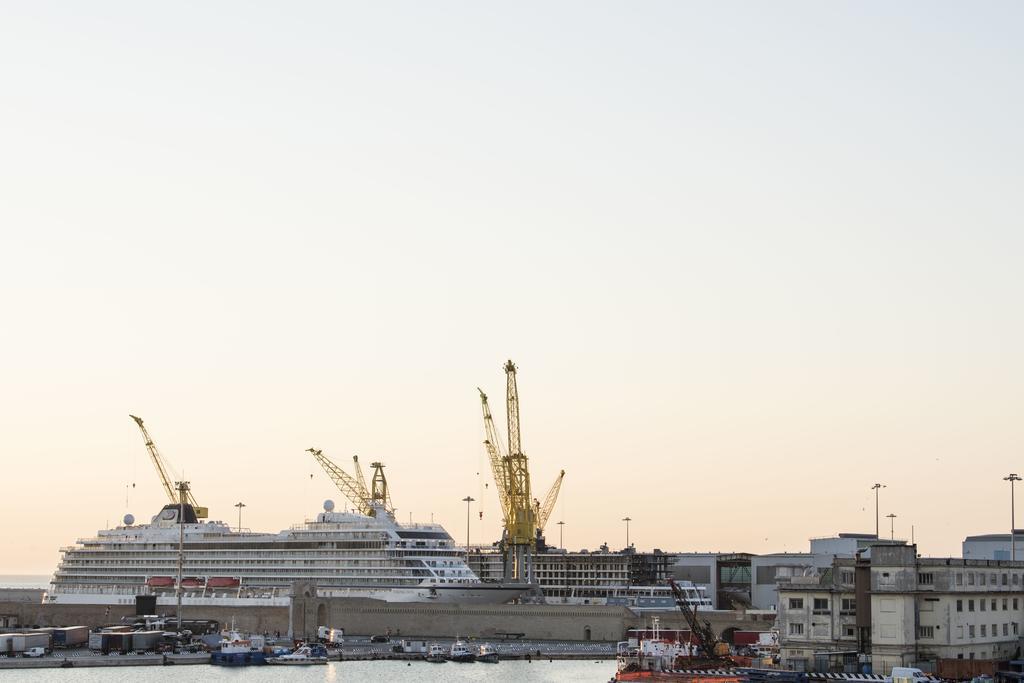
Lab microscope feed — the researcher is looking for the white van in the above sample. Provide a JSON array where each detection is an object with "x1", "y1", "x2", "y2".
[{"x1": 889, "y1": 667, "x2": 931, "y2": 683}]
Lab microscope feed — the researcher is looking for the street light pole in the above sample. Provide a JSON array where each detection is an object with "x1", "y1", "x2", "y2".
[
  {"x1": 462, "y1": 496, "x2": 475, "y2": 561},
  {"x1": 886, "y1": 513, "x2": 897, "y2": 540},
  {"x1": 557, "y1": 520, "x2": 565, "y2": 550},
  {"x1": 872, "y1": 483, "x2": 886, "y2": 539},
  {"x1": 1006, "y1": 475, "x2": 1021, "y2": 561},
  {"x1": 234, "y1": 501, "x2": 246, "y2": 532}
]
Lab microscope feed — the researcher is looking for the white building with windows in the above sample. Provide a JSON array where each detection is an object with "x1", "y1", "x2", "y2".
[{"x1": 777, "y1": 545, "x2": 1024, "y2": 674}]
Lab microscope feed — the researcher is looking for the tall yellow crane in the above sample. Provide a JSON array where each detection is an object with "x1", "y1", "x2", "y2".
[
  {"x1": 503, "y1": 360, "x2": 535, "y2": 581},
  {"x1": 129, "y1": 415, "x2": 208, "y2": 518},
  {"x1": 352, "y1": 455, "x2": 370, "y2": 501}
]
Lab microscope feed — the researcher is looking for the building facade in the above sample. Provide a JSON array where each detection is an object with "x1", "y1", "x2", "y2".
[{"x1": 777, "y1": 544, "x2": 1024, "y2": 674}]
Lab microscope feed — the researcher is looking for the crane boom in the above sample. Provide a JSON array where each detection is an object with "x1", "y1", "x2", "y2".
[
  {"x1": 534, "y1": 470, "x2": 565, "y2": 534},
  {"x1": 352, "y1": 455, "x2": 370, "y2": 501},
  {"x1": 478, "y1": 388, "x2": 512, "y2": 525},
  {"x1": 504, "y1": 360, "x2": 534, "y2": 548},
  {"x1": 129, "y1": 415, "x2": 207, "y2": 518},
  {"x1": 307, "y1": 448, "x2": 373, "y2": 515}
]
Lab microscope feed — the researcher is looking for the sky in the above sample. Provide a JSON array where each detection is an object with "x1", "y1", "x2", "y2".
[{"x1": 1, "y1": 2, "x2": 1023, "y2": 574}]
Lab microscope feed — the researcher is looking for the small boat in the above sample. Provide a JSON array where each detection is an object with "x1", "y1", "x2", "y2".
[
  {"x1": 146, "y1": 576, "x2": 174, "y2": 588},
  {"x1": 426, "y1": 643, "x2": 447, "y2": 663},
  {"x1": 477, "y1": 643, "x2": 499, "y2": 663},
  {"x1": 210, "y1": 628, "x2": 267, "y2": 666},
  {"x1": 450, "y1": 639, "x2": 476, "y2": 663},
  {"x1": 181, "y1": 577, "x2": 205, "y2": 589},
  {"x1": 266, "y1": 644, "x2": 328, "y2": 665}
]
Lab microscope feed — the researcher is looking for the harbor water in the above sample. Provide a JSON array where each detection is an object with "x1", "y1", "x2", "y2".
[{"x1": 0, "y1": 659, "x2": 615, "y2": 681}]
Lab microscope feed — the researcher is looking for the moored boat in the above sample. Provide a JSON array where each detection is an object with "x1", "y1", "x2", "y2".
[
  {"x1": 426, "y1": 643, "x2": 447, "y2": 662},
  {"x1": 210, "y1": 629, "x2": 268, "y2": 666},
  {"x1": 477, "y1": 642, "x2": 499, "y2": 663},
  {"x1": 266, "y1": 644, "x2": 328, "y2": 665},
  {"x1": 450, "y1": 638, "x2": 476, "y2": 663}
]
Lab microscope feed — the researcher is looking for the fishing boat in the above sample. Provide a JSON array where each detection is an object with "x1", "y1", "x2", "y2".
[
  {"x1": 266, "y1": 644, "x2": 328, "y2": 665},
  {"x1": 426, "y1": 643, "x2": 447, "y2": 663},
  {"x1": 210, "y1": 628, "x2": 267, "y2": 666}
]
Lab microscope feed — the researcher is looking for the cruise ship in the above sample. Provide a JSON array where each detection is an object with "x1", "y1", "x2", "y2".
[{"x1": 47, "y1": 500, "x2": 530, "y2": 606}]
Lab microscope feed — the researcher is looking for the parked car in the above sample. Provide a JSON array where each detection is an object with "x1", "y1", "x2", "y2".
[
  {"x1": 23, "y1": 648, "x2": 47, "y2": 658},
  {"x1": 370, "y1": 635, "x2": 390, "y2": 643}
]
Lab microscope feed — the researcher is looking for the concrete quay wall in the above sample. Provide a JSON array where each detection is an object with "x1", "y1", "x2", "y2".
[{"x1": 292, "y1": 597, "x2": 632, "y2": 641}]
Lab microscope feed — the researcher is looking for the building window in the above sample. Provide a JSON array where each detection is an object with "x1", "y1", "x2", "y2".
[
  {"x1": 842, "y1": 598, "x2": 856, "y2": 613},
  {"x1": 1014, "y1": 574, "x2": 1020, "y2": 585},
  {"x1": 1003, "y1": 598, "x2": 1009, "y2": 611},
  {"x1": 992, "y1": 573, "x2": 998, "y2": 584},
  {"x1": 918, "y1": 626, "x2": 934, "y2": 638},
  {"x1": 841, "y1": 571, "x2": 854, "y2": 584},
  {"x1": 969, "y1": 625, "x2": 976, "y2": 638},
  {"x1": 970, "y1": 600, "x2": 976, "y2": 612},
  {"x1": 982, "y1": 600, "x2": 987, "y2": 611},
  {"x1": 844, "y1": 626, "x2": 856, "y2": 637},
  {"x1": 1014, "y1": 623, "x2": 1019, "y2": 635},
  {"x1": 789, "y1": 623, "x2": 804, "y2": 636},
  {"x1": 981, "y1": 573, "x2": 987, "y2": 586},
  {"x1": 813, "y1": 598, "x2": 829, "y2": 611},
  {"x1": 1003, "y1": 573, "x2": 1009, "y2": 586},
  {"x1": 957, "y1": 599, "x2": 963, "y2": 612},
  {"x1": 1004, "y1": 624, "x2": 1010, "y2": 636},
  {"x1": 969, "y1": 573, "x2": 976, "y2": 585},
  {"x1": 1015, "y1": 598, "x2": 1020, "y2": 610},
  {"x1": 957, "y1": 625, "x2": 964, "y2": 640},
  {"x1": 789, "y1": 598, "x2": 804, "y2": 609},
  {"x1": 957, "y1": 572, "x2": 964, "y2": 586},
  {"x1": 981, "y1": 625, "x2": 987, "y2": 637},
  {"x1": 918, "y1": 572, "x2": 934, "y2": 585}
]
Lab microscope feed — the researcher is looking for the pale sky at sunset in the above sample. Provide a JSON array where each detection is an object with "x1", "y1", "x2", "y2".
[{"x1": 2, "y1": 2, "x2": 1023, "y2": 574}]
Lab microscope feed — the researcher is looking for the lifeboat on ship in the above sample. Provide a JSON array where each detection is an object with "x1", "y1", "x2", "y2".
[
  {"x1": 208, "y1": 577, "x2": 241, "y2": 588},
  {"x1": 181, "y1": 577, "x2": 206, "y2": 588},
  {"x1": 147, "y1": 576, "x2": 175, "y2": 588}
]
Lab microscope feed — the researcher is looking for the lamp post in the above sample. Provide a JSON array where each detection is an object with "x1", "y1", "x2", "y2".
[
  {"x1": 1006, "y1": 475, "x2": 1021, "y2": 561},
  {"x1": 557, "y1": 520, "x2": 565, "y2": 550},
  {"x1": 462, "y1": 496, "x2": 475, "y2": 561},
  {"x1": 886, "y1": 513, "x2": 897, "y2": 540},
  {"x1": 234, "y1": 501, "x2": 246, "y2": 532},
  {"x1": 872, "y1": 483, "x2": 886, "y2": 538}
]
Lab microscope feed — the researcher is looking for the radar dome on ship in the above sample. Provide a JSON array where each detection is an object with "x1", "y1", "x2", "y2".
[
  {"x1": 123, "y1": 514, "x2": 135, "y2": 526},
  {"x1": 323, "y1": 499, "x2": 335, "y2": 512}
]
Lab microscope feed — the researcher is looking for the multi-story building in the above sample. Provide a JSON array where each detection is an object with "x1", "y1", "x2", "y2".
[
  {"x1": 777, "y1": 544, "x2": 1024, "y2": 674},
  {"x1": 963, "y1": 532, "x2": 1024, "y2": 561}
]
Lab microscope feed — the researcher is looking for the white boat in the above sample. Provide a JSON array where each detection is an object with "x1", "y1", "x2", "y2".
[
  {"x1": 426, "y1": 643, "x2": 447, "y2": 662},
  {"x1": 266, "y1": 645, "x2": 328, "y2": 665},
  {"x1": 47, "y1": 500, "x2": 531, "y2": 606},
  {"x1": 450, "y1": 638, "x2": 476, "y2": 663},
  {"x1": 477, "y1": 642, "x2": 499, "y2": 663}
]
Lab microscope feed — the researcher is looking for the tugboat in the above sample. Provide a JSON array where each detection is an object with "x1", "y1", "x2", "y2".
[
  {"x1": 266, "y1": 643, "x2": 328, "y2": 665},
  {"x1": 426, "y1": 643, "x2": 447, "y2": 663},
  {"x1": 210, "y1": 625, "x2": 267, "y2": 666},
  {"x1": 477, "y1": 643, "x2": 499, "y2": 663},
  {"x1": 449, "y1": 638, "x2": 476, "y2": 663}
]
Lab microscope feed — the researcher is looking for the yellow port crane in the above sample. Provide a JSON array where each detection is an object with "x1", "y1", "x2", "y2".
[
  {"x1": 129, "y1": 415, "x2": 208, "y2": 518},
  {"x1": 307, "y1": 448, "x2": 395, "y2": 518},
  {"x1": 533, "y1": 469, "x2": 565, "y2": 538}
]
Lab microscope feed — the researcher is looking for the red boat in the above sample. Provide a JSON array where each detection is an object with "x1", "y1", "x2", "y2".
[
  {"x1": 146, "y1": 576, "x2": 174, "y2": 587},
  {"x1": 207, "y1": 577, "x2": 240, "y2": 588},
  {"x1": 181, "y1": 577, "x2": 206, "y2": 588}
]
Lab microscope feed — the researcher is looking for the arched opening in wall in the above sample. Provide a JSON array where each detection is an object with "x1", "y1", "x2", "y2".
[
  {"x1": 720, "y1": 626, "x2": 738, "y2": 644},
  {"x1": 584, "y1": 626, "x2": 592, "y2": 641},
  {"x1": 317, "y1": 602, "x2": 327, "y2": 627}
]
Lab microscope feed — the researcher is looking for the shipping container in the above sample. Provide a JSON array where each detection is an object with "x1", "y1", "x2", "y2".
[
  {"x1": 131, "y1": 631, "x2": 162, "y2": 652},
  {"x1": 0, "y1": 635, "x2": 13, "y2": 654},
  {"x1": 8, "y1": 633, "x2": 50, "y2": 653},
  {"x1": 88, "y1": 632, "x2": 108, "y2": 652},
  {"x1": 52, "y1": 626, "x2": 89, "y2": 648}
]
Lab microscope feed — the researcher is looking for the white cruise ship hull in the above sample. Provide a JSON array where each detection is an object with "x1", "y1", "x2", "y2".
[{"x1": 48, "y1": 584, "x2": 530, "y2": 606}]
